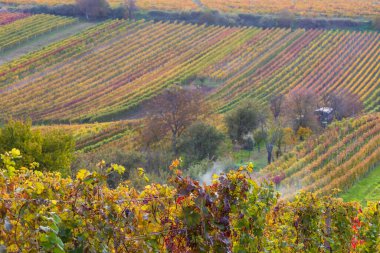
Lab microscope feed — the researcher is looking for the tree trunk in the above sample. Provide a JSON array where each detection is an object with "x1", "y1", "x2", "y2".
[
  {"x1": 172, "y1": 133, "x2": 178, "y2": 156},
  {"x1": 266, "y1": 143, "x2": 273, "y2": 164}
]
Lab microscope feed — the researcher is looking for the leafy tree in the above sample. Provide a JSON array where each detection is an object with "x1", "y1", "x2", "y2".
[
  {"x1": 253, "y1": 129, "x2": 267, "y2": 152},
  {"x1": 373, "y1": 16, "x2": 380, "y2": 31},
  {"x1": 225, "y1": 102, "x2": 261, "y2": 145},
  {"x1": 143, "y1": 87, "x2": 206, "y2": 156},
  {"x1": 0, "y1": 120, "x2": 75, "y2": 175},
  {"x1": 39, "y1": 129, "x2": 75, "y2": 174},
  {"x1": 0, "y1": 119, "x2": 41, "y2": 167},
  {"x1": 283, "y1": 127, "x2": 296, "y2": 152},
  {"x1": 277, "y1": 9, "x2": 296, "y2": 27},
  {"x1": 297, "y1": 127, "x2": 313, "y2": 141},
  {"x1": 76, "y1": 0, "x2": 110, "y2": 20},
  {"x1": 179, "y1": 122, "x2": 224, "y2": 163}
]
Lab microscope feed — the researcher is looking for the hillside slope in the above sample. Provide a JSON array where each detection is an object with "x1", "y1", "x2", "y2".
[
  {"x1": 0, "y1": 14, "x2": 77, "y2": 52},
  {"x1": 261, "y1": 114, "x2": 380, "y2": 200},
  {"x1": 0, "y1": 20, "x2": 379, "y2": 123}
]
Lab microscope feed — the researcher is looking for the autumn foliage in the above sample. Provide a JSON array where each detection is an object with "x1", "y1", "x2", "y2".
[{"x1": 1, "y1": 149, "x2": 380, "y2": 252}]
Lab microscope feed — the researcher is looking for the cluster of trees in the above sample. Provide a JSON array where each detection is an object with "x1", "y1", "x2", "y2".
[
  {"x1": 26, "y1": 0, "x2": 137, "y2": 20},
  {"x1": 0, "y1": 86, "x2": 363, "y2": 186},
  {"x1": 224, "y1": 88, "x2": 363, "y2": 164},
  {"x1": 76, "y1": 0, "x2": 137, "y2": 19},
  {"x1": 141, "y1": 88, "x2": 225, "y2": 167},
  {"x1": 0, "y1": 120, "x2": 75, "y2": 175}
]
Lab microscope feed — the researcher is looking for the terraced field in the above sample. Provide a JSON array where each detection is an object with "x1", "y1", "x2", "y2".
[
  {"x1": 0, "y1": 14, "x2": 77, "y2": 52},
  {"x1": 261, "y1": 114, "x2": 380, "y2": 199},
  {"x1": 0, "y1": 20, "x2": 378, "y2": 123}
]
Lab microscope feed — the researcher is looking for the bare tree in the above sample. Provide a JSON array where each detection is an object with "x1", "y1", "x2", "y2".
[
  {"x1": 76, "y1": 0, "x2": 110, "y2": 20},
  {"x1": 325, "y1": 90, "x2": 364, "y2": 120},
  {"x1": 270, "y1": 94, "x2": 285, "y2": 120},
  {"x1": 285, "y1": 88, "x2": 320, "y2": 131},
  {"x1": 142, "y1": 88, "x2": 206, "y2": 156}
]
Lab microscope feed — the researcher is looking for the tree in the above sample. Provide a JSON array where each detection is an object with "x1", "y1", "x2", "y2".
[
  {"x1": 0, "y1": 120, "x2": 75, "y2": 175},
  {"x1": 297, "y1": 127, "x2": 313, "y2": 141},
  {"x1": 143, "y1": 87, "x2": 206, "y2": 156},
  {"x1": 179, "y1": 122, "x2": 224, "y2": 163},
  {"x1": 283, "y1": 127, "x2": 296, "y2": 152},
  {"x1": 373, "y1": 16, "x2": 380, "y2": 31},
  {"x1": 39, "y1": 129, "x2": 76, "y2": 174},
  {"x1": 270, "y1": 94, "x2": 285, "y2": 120},
  {"x1": 277, "y1": 9, "x2": 296, "y2": 28},
  {"x1": 76, "y1": 0, "x2": 110, "y2": 20},
  {"x1": 253, "y1": 129, "x2": 267, "y2": 152},
  {"x1": 124, "y1": 0, "x2": 137, "y2": 19},
  {"x1": 225, "y1": 102, "x2": 261, "y2": 145},
  {"x1": 285, "y1": 88, "x2": 320, "y2": 132},
  {"x1": 325, "y1": 90, "x2": 364, "y2": 120}
]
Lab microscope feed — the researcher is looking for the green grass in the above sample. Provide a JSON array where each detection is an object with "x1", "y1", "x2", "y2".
[
  {"x1": 340, "y1": 165, "x2": 380, "y2": 206},
  {"x1": 233, "y1": 148, "x2": 268, "y2": 171}
]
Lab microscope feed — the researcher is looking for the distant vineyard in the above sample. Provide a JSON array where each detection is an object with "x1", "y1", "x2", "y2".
[
  {"x1": 0, "y1": 0, "x2": 198, "y2": 10},
  {"x1": 201, "y1": 0, "x2": 380, "y2": 18},
  {"x1": 35, "y1": 120, "x2": 139, "y2": 152},
  {"x1": 0, "y1": 12, "x2": 29, "y2": 25},
  {"x1": 0, "y1": 14, "x2": 76, "y2": 51},
  {"x1": 0, "y1": 20, "x2": 379, "y2": 122},
  {"x1": 1, "y1": 0, "x2": 379, "y2": 18},
  {"x1": 206, "y1": 28, "x2": 380, "y2": 112},
  {"x1": 261, "y1": 114, "x2": 380, "y2": 199}
]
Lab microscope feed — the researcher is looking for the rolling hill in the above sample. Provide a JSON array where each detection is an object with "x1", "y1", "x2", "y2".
[
  {"x1": 0, "y1": 19, "x2": 378, "y2": 123},
  {"x1": 261, "y1": 113, "x2": 380, "y2": 199},
  {"x1": 1, "y1": 0, "x2": 379, "y2": 18}
]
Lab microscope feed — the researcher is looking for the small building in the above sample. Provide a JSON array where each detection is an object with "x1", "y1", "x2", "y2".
[{"x1": 315, "y1": 107, "x2": 334, "y2": 127}]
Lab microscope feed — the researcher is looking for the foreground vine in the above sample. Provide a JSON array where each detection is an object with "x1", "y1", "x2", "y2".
[{"x1": 0, "y1": 150, "x2": 379, "y2": 252}]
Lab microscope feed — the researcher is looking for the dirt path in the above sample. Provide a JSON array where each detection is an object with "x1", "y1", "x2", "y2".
[{"x1": 0, "y1": 22, "x2": 97, "y2": 65}]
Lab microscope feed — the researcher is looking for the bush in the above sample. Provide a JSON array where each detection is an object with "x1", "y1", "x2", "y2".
[
  {"x1": 225, "y1": 103, "x2": 261, "y2": 144},
  {"x1": 0, "y1": 120, "x2": 75, "y2": 175},
  {"x1": 179, "y1": 122, "x2": 224, "y2": 164}
]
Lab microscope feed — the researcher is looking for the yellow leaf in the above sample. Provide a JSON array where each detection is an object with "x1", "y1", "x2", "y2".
[
  {"x1": 76, "y1": 169, "x2": 90, "y2": 180},
  {"x1": 35, "y1": 182, "x2": 44, "y2": 195}
]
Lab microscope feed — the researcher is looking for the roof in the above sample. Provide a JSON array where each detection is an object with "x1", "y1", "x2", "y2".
[{"x1": 315, "y1": 107, "x2": 333, "y2": 114}]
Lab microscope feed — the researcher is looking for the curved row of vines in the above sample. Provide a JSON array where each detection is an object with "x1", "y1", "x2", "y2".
[{"x1": 261, "y1": 113, "x2": 380, "y2": 200}]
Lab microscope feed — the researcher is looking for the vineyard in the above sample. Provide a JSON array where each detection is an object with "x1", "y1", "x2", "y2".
[
  {"x1": 0, "y1": 0, "x2": 199, "y2": 10},
  {"x1": 0, "y1": 14, "x2": 77, "y2": 52},
  {"x1": 1, "y1": 150, "x2": 380, "y2": 252},
  {"x1": 0, "y1": 20, "x2": 378, "y2": 122},
  {"x1": 35, "y1": 120, "x2": 140, "y2": 152},
  {"x1": 0, "y1": 12, "x2": 28, "y2": 25},
  {"x1": 261, "y1": 113, "x2": 380, "y2": 200},
  {"x1": 1, "y1": 0, "x2": 379, "y2": 18},
  {"x1": 201, "y1": 0, "x2": 380, "y2": 18},
  {"x1": 341, "y1": 166, "x2": 380, "y2": 205}
]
